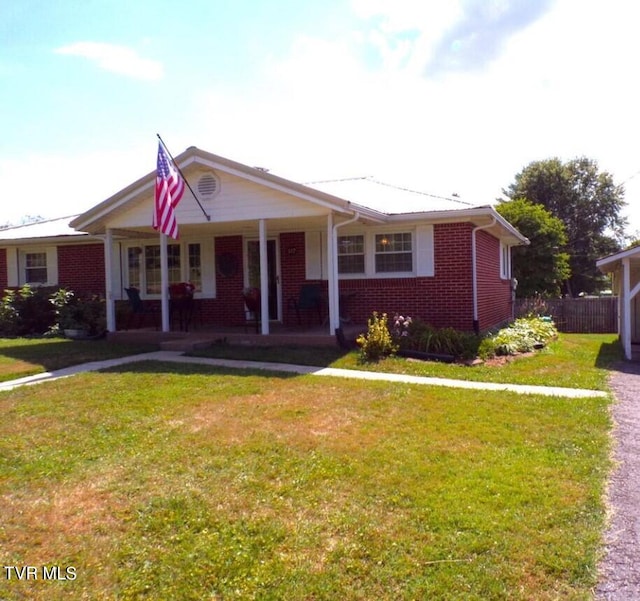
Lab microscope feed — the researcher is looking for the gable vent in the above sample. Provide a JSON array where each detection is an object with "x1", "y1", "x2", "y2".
[{"x1": 197, "y1": 173, "x2": 220, "y2": 198}]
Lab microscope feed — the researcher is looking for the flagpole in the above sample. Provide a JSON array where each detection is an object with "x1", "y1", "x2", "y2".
[
  {"x1": 156, "y1": 133, "x2": 211, "y2": 222},
  {"x1": 160, "y1": 233, "x2": 170, "y2": 332}
]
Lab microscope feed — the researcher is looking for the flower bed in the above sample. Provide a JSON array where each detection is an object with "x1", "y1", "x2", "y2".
[{"x1": 357, "y1": 313, "x2": 558, "y2": 364}]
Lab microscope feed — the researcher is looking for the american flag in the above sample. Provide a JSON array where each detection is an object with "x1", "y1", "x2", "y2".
[{"x1": 153, "y1": 142, "x2": 185, "y2": 239}]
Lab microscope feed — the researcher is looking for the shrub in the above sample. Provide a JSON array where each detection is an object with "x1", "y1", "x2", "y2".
[
  {"x1": 50, "y1": 289, "x2": 106, "y2": 336},
  {"x1": 0, "y1": 285, "x2": 57, "y2": 336},
  {"x1": 357, "y1": 312, "x2": 398, "y2": 362},
  {"x1": 396, "y1": 317, "x2": 481, "y2": 360},
  {"x1": 482, "y1": 317, "x2": 558, "y2": 357}
]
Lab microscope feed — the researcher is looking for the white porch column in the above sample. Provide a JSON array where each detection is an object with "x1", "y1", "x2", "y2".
[
  {"x1": 327, "y1": 213, "x2": 339, "y2": 334},
  {"x1": 104, "y1": 228, "x2": 116, "y2": 332},
  {"x1": 259, "y1": 219, "x2": 269, "y2": 335},
  {"x1": 160, "y1": 233, "x2": 170, "y2": 332},
  {"x1": 623, "y1": 258, "x2": 631, "y2": 360}
]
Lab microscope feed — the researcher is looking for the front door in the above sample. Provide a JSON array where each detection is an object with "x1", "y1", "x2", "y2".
[{"x1": 246, "y1": 239, "x2": 280, "y2": 320}]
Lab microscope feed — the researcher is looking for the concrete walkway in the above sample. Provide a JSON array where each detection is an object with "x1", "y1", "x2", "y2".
[{"x1": 0, "y1": 350, "x2": 607, "y2": 398}]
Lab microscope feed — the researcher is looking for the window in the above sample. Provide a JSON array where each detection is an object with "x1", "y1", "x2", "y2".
[
  {"x1": 128, "y1": 247, "x2": 142, "y2": 289},
  {"x1": 188, "y1": 243, "x2": 202, "y2": 291},
  {"x1": 126, "y1": 243, "x2": 202, "y2": 295},
  {"x1": 25, "y1": 252, "x2": 47, "y2": 284},
  {"x1": 144, "y1": 244, "x2": 181, "y2": 294},
  {"x1": 500, "y1": 242, "x2": 510, "y2": 279},
  {"x1": 338, "y1": 235, "x2": 365, "y2": 274},
  {"x1": 375, "y1": 233, "x2": 412, "y2": 273}
]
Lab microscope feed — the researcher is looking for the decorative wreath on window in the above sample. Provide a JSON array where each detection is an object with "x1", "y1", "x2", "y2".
[{"x1": 216, "y1": 252, "x2": 238, "y2": 278}]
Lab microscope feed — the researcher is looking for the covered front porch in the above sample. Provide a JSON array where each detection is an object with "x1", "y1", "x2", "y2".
[
  {"x1": 107, "y1": 321, "x2": 365, "y2": 352},
  {"x1": 68, "y1": 147, "x2": 384, "y2": 342}
]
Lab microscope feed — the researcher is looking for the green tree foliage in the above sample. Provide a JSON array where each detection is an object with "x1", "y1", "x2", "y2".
[
  {"x1": 504, "y1": 157, "x2": 626, "y2": 296},
  {"x1": 496, "y1": 199, "x2": 570, "y2": 297}
]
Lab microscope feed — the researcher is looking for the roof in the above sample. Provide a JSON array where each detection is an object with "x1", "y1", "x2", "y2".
[
  {"x1": 70, "y1": 146, "x2": 385, "y2": 233},
  {"x1": 597, "y1": 245, "x2": 640, "y2": 273},
  {"x1": 306, "y1": 177, "x2": 476, "y2": 214},
  {"x1": 0, "y1": 215, "x2": 86, "y2": 244},
  {"x1": 62, "y1": 145, "x2": 527, "y2": 246}
]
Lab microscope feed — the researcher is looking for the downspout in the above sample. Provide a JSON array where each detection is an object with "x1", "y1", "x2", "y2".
[
  {"x1": 471, "y1": 217, "x2": 496, "y2": 334},
  {"x1": 330, "y1": 211, "x2": 361, "y2": 333}
]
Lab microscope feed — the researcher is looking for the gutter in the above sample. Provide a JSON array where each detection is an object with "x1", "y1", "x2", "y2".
[
  {"x1": 471, "y1": 217, "x2": 496, "y2": 334},
  {"x1": 328, "y1": 211, "x2": 361, "y2": 332}
]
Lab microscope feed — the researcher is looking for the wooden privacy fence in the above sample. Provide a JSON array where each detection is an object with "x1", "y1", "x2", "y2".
[{"x1": 515, "y1": 297, "x2": 618, "y2": 333}]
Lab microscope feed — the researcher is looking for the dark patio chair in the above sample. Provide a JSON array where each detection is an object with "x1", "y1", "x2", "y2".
[
  {"x1": 124, "y1": 287, "x2": 159, "y2": 330},
  {"x1": 243, "y1": 287, "x2": 261, "y2": 333},
  {"x1": 288, "y1": 283, "x2": 325, "y2": 325},
  {"x1": 169, "y1": 283, "x2": 196, "y2": 332}
]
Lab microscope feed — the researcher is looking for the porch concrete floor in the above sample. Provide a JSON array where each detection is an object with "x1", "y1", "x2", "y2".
[{"x1": 108, "y1": 322, "x2": 366, "y2": 352}]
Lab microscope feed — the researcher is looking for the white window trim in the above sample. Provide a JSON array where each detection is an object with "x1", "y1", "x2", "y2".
[
  {"x1": 305, "y1": 226, "x2": 435, "y2": 280},
  {"x1": 500, "y1": 242, "x2": 511, "y2": 280},
  {"x1": 337, "y1": 234, "x2": 366, "y2": 276},
  {"x1": 369, "y1": 230, "x2": 414, "y2": 278},
  {"x1": 11, "y1": 246, "x2": 58, "y2": 287},
  {"x1": 122, "y1": 239, "x2": 215, "y2": 298}
]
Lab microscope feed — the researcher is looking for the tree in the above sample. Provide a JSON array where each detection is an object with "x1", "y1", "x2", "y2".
[
  {"x1": 496, "y1": 198, "x2": 570, "y2": 297},
  {"x1": 0, "y1": 214, "x2": 45, "y2": 230},
  {"x1": 504, "y1": 157, "x2": 627, "y2": 296}
]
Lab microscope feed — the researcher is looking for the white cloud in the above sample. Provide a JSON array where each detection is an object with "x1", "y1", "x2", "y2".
[
  {"x1": 15, "y1": 1, "x2": 638, "y2": 237},
  {"x1": 0, "y1": 146, "x2": 155, "y2": 224},
  {"x1": 55, "y1": 42, "x2": 164, "y2": 81},
  {"x1": 190, "y1": 0, "x2": 640, "y2": 237}
]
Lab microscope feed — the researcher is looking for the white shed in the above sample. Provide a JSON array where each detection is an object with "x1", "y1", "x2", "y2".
[{"x1": 597, "y1": 246, "x2": 640, "y2": 360}]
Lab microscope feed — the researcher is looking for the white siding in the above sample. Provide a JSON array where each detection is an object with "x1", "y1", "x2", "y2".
[
  {"x1": 110, "y1": 242, "x2": 124, "y2": 300},
  {"x1": 6, "y1": 248, "x2": 18, "y2": 287},
  {"x1": 118, "y1": 237, "x2": 216, "y2": 298},
  {"x1": 305, "y1": 231, "x2": 328, "y2": 280},
  {"x1": 12, "y1": 246, "x2": 58, "y2": 287},
  {"x1": 415, "y1": 225, "x2": 435, "y2": 277},
  {"x1": 107, "y1": 173, "x2": 329, "y2": 229}
]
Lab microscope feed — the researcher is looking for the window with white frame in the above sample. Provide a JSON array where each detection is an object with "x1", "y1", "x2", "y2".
[
  {"x1": 126, "y1": 243, "x2": 202, "y2": 295},
  {"x1": 305, "y1": 227, "x2": 433, "y2": 280},
  {"x1": 188, "y1": 243, "x2": 202, "y2": 291},
  {"x1": 127, "y1": 247, "x2": 142, "y2": 289},
  {"x1": 338, "y1": 235, "x2": 365, "y2": 274},
  {"x1": 500, "y1": 242, "x2": 510, "y2": 279},
  {"x1": 145, "y1": 244, "x2": 181, "y2": 294},
  {"x1": 375, "y1": 233, "x2": 413, "y2": 273},
  {"x1": 24, "y1": 252, "x2": 48, "y2": 284}
]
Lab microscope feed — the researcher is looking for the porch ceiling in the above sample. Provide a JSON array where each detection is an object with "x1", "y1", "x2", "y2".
[{"x1": 108, "y1": 215, "x2": 349, "y2": 240}]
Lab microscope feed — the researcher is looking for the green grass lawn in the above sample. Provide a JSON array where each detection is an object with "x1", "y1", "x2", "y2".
[
  {"x1": 0, "y1": 360, "x2": 611, "y2": 600},
  {"x1": 191, "y1": 333, "x2": 624, "y2": 390},
  {"x1": 0, "y1": 338, "x2": 157, "y2": 382}
]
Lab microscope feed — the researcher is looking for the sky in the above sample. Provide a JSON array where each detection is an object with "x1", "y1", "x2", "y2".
[{"x1": 1, "y1": 0, "x2": 639, "y2": 236}]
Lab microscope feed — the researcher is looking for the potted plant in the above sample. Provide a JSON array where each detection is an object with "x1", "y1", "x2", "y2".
[{"x1": 51, "y1": 289, "x2": 106, "y2": 339}]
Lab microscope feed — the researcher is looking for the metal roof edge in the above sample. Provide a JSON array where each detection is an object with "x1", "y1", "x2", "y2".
[
  {"x1": 597, "y1": 245, "x2": 640, "y2": 269},
  {"x1": 387, "y1": 206, "x2": 529, "y2": 245}
]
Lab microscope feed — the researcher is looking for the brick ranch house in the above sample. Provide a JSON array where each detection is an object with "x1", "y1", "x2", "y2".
[{"x1": 0, "y1": 146, "x2": 528, "y2": 337}]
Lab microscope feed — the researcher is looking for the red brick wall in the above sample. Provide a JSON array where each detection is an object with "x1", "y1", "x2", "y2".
[
  {"x1": 279, "y1": 223, "x2": 511, "y2": 332},
  {"x1": 58, "y1": 244, "x2": 105, "y2": 295},
  {"x1": 15, "y1": 225, "x2": 510, "y2": 332},
  {"x1": 280, "y1": 232, "x2": 322, "y2": 324},
  {"x1": 201, "y1": 236, "x2": 246, "y2": 326},
  {"x1": 330, "y1": 224, "x2": 476, "y2": 331},
  {"x1": 475, "y1": 229, "x2": 512, "y2": 330},
  {"x1": 0, "y1": 248, "x2": 7, "y2": 290}
]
